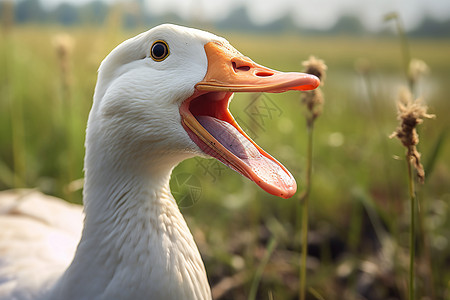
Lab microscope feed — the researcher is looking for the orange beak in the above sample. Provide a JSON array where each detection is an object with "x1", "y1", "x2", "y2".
[{"x1": 180, "y1": 41, "x2": 320, "y2": 199}]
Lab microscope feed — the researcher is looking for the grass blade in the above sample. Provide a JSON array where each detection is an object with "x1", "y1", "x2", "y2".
[{"x1": 248, "y1": 237, "x2": 277, "y2": 300}]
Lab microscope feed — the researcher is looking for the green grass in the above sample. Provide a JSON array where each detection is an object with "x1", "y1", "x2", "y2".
[{"x1": 1, "y1": 25, "x2": 449, "y2": 299}]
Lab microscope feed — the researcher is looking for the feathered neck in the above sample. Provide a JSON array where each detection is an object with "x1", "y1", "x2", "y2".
[{"x1": 48, "y1": 142, "x2": 212, "y2": 300}]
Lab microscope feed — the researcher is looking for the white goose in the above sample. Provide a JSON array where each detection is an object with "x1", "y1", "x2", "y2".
[{"x1": 0, "y1": 24, "x2": 319, "y2": 300}]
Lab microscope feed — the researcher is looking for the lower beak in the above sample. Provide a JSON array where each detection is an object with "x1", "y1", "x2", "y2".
[{"x1": 180, "y1": 41, "x2": 320, "y2": 199}]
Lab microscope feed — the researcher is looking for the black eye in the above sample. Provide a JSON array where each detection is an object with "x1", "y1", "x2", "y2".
[{"x1": 150, "y1": 40, "x2": 169, "y2": 61}]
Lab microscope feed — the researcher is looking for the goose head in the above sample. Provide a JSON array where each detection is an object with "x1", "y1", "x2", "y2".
[{"x1": 86, "y1": 24, "x2": 319, "y2": 199}]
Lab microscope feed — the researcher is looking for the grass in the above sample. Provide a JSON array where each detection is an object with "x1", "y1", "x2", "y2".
[{"x1": 1, "y1": 25, "x2": 449, "y2": 299}]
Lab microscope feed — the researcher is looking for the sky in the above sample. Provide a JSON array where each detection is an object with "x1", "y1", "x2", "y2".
[{"x1": 38, "y1": 0, "x2": 450, "y2": 31}]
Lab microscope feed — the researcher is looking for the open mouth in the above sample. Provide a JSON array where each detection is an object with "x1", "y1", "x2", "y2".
[
  {"x1": 180, "y1": 90, "x2": 297, "y2": 198},
  {"x1": 180, "y1": 42, "x2": 320, "y2": 199}
]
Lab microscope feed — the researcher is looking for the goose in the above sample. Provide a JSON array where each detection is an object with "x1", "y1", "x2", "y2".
[{"x1": 0, "y1": 24, "x2": 319, "y2": 300}]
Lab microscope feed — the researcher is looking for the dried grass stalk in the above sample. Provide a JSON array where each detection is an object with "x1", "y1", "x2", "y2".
[
  {"x1": 301, "y1": 56, "x2": 327, "y2": 126},
  {"x1": 390, "y1": 87, "x2": 435, "y2": 183},
  {"x1": 52, "y1": 34, "x2": 75, "y2": 90},
  {"x1": 299, "y1": 56, "x2": 327, "y2": 300}
]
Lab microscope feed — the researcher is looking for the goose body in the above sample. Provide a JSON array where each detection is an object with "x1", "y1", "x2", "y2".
[{"x1": 0, "y1": 24, "x2": 319, "y2": 300}]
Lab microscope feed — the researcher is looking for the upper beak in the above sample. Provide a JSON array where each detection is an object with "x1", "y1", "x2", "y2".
[
  {"x1": 180, "y1": 41, "x2": 320, "y2": 199},
  {"x1": 196, "y1": 42, "x2": 320, "y2": 93}
]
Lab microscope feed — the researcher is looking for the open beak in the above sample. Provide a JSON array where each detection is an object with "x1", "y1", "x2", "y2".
[{"x1": 180, "y1": 41, "x2": 320, "y2": 199}]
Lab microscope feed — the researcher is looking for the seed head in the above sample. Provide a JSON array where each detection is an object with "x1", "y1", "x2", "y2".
[
  {"x1": 301, "y1": 56, "x2": 327, "y2": 126},
  {"x1": 390, "y1": 87, "x2": 435, "y2": 183},
  {"x1": 301, "y1": 89, "x2": 324, "y2": 125},
  {"x1": 408, "y1": 58, "x2": 430, "y2": 86},
  {"x1": 52, "y1": 34, "x2": 74, "y2": 62},
  {"x1": 52, "y1": 34, "x2": 75, "y2": 91},
  {"x1": 302, "y1": 56, "x2": 327, "y2": 85}
]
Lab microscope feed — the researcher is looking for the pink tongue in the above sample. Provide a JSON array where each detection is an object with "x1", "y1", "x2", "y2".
[{"x1": 196, "y1": 116, "x2": 296, "y2": 198}]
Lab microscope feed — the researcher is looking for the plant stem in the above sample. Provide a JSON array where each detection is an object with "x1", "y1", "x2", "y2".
[
  {"x1": 299, "y1": 122, "x2": 314, "y2": 300},
  {"x1": 248, "y1": 237, "x2": 277, "y2": 300},
  {"x1": 406, "y1": 156, "x2": 415, "y2": 300}
]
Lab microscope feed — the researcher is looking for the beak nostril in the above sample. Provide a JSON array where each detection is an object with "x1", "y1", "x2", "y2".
[
  {"x1": 237, "y1": 66, "x2": 250, "y2": 71},
  {"x1": 255, "y1": 71, "x2": 274, "y2": 77},
  {"x1": 232, "y1": 61, "x2": 251, "y2": 72}
]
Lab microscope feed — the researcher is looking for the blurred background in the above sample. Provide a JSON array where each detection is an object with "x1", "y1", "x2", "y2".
[{"x1": 0, "y1": 0, "x2": 449, "y2": 299}]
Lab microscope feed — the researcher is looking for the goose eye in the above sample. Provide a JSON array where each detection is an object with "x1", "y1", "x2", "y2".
[{"x1": 150, "y1": 40, "x2": 169, "y2": 61}]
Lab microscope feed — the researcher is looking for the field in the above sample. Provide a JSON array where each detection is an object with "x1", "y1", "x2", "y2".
[{"x1": 0, "y1": 24, "x2": 449, "y2": 299}]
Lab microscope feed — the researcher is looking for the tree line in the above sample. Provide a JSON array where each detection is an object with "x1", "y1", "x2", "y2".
[{"x1": 2, "y1": 0, "x2": 450, "y2": 37}]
